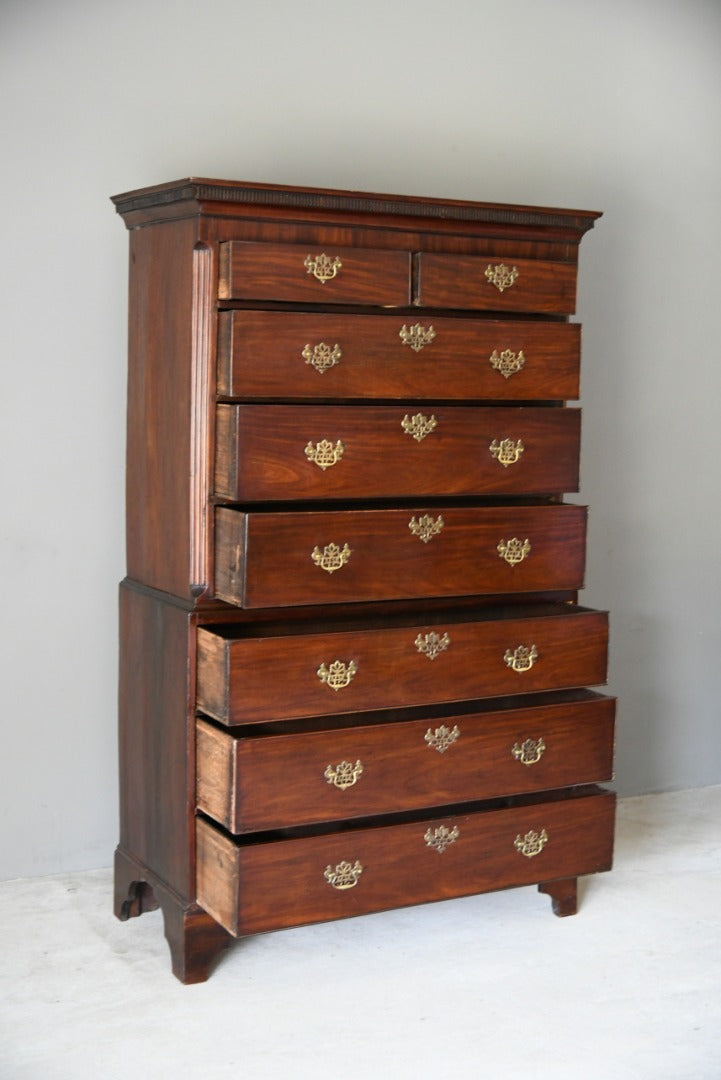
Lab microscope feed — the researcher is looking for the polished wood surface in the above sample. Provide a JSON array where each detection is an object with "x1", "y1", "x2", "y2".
[
  {"x1": 214, "y1": 503, "x2": 587, "y2": 608},
  {"x1": 416, "y1": 253, "x2": 578, "y2": 313},
  {"x1": 217, "y1": 311, "x2": 581, "y2": 401}
]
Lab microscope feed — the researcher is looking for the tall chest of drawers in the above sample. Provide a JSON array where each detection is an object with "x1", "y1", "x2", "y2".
[{"x1": 112, "y1": 178, "x2": 615, "y2": 983}]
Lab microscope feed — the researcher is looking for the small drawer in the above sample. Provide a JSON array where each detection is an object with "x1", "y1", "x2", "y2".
[
  {"x1": 196, "y1": 788, "x2": 616, "y2": 935},
  {"x1": 196, "y1": 690, "x2": 615, "y2": 833},
  {"x1": 217, "y1": 311, "x2": 581, "y2": 401},
  {"x1": 416, "y1": 253, "x2": 578, "y2": 314},
  {"x1": 196, "y1": 604, "x2": 608, "y2": 726},
  {"x1": 214, "y1": 404, "x2": 581, "y2": 502},
  {"x1": 218, "y1": 241, "x2": 410, "y2": 306},
  {"x1": 214, "y1": 503, "x2": 587, "y2": 609}
]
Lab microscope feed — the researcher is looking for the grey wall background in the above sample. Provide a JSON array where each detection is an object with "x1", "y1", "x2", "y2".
[{"x1": 1, "y1": 0, "x2": 720, "y2": 880}]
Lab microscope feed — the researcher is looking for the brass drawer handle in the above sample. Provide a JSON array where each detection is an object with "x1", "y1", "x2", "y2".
[
  {"x1": 402, "y1": 412, "x2": 437, "y2": 442},
  {"x1": 317, "y1": 660, "x2": 358, "y2": 690},
  {"x1": 399, "y1": 322, "x2": 436, "y2": 352},
  {"x1": 305, "y1": 439, "x2": 345, "y2": 470},
  {"x1": 489, "y1": 438, "x2": 524, "y2": 466},
  {"x1": 324, "y1": 759, "x2": 364, "y2": 790},
  {"x1": 312, "y1": 542, "x2": 351, "y2": 574},
  {"x1": 485, "y1": 262, "x2": 519, "y2": 292},
  {"x1": 504, "y1": 644, "x2": 538, "y2": 673},
  {"x1": 304, "y1": 252, "x2": 342, "y2": 283},
  {"x1": 512, "y1": 737, "x2": 546, "y2": 765},
  {"x1": 425, "y1": 724, "x2": 460, "y2": 753},
  {"x1": 490, "y1": 348, "x2": 525, "y2": 378},
  {"x1": 424, "y1": 825, "x2": 459, "y2": 853},
  {"x1": 324, "y1": 860, "x2": 363, "y2": 889},
  {"x1": 497, "y1": 537, "x2": 531, "y2": 566},
  {"x1": 409, "y1": 514, "x2": 444, "y2": 543},
  {"x1": 514, "y1": 829, "x2": 548, "y2": 858},
  {"x1": 415, "y1": 632, "x2": 450, "y2": 660},
  {"x1": 302, "y1": 342, "x2": 342, "y2": 374}
]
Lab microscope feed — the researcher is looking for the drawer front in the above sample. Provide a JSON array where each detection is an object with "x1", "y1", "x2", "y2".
[
  {"x1": 217, "y1": 311, "x2": 581, "y2": 401},
  {"x1": 416, "y1": 253, "x2": 577, "y2": 314},
  {"x1": 196, "y1": 692, "x2": 615, "y2": 833},
  {"x1": 196, "y1": 790, "x2": 615, "y2": 935},
  {"x1": 214, "y1": 503, "x2": 587, "y2": 608},
  {"x1": 196, "y1": 607, "x2": 608, "y2": 725},
  {"x1": 218, "y1": 241, "x2": 410, "y2": 305},
  {"x1": 215, "y1": 404, "x2": 580, "y2": 501}
]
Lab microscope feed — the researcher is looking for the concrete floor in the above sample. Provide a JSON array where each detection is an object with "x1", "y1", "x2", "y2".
[{"x1": 2, "y1": 786, "x2": 720, "y2": 1079}]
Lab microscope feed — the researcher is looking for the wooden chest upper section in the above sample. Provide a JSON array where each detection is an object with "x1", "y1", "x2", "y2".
[{"x1": 112, "y1": 179, "x2": 600, "y2": 603}]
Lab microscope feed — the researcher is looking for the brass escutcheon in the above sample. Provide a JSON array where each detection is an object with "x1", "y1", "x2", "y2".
[
  {"x1": 324, "y1": 759, "x2": 364, "y2": 790},
  {"x1": 317, "y1": 659, "x2": 358, "y2": 690},
  {"x1": 324, "y1": 860, "x2": 363, "y2": 889},
  {"x1": 504, "y1": 644, "x2": 539, "y2": 673},
  {"x1": 489, "y1": 438, "x2": 524, "y2": 467},
  {"x1": 424, "y1": 825, "x2": 460, "y2": 854},
  {"x1": 490, "y1": 348, "x2": 525, "y2": 378},
  {"x1": 512, "y1": 737, "x2": 546, "y2": 766},
  {"x1": 497, "y1": 537, "x2": 531, "y2": 566},
  {"x1": 305, "y1": 439, "x2": 345, "y2": 470},
  {"x1": 514, "y1": 828, "x2": 548, "y2": 858},
  {"x1": 399, "y1": 323, "x2": 437, "y2": 352},
  {"x1": 402, "y1": 413, "x2": 437, "y2": 442},
  {"x1": 415, "y1": 632, "x2": 450, "y2": 661},
  {"x1": 408, "y1": 514, "x2": 444, "y2": 544},
  {"x1": 302, "y1": 342, "x2": 342, "y2": 374},
  {"x1": 424, "y1": 725, "x2": 460, "y2": 754},
  {"x1": 311, "y1": 542, "x2": 351, "y2": 574},
  {"x1": 485, "y1": 263, "x2": 519, "y2": 292},
  {"x1": 304, "y1": 253, "x2": 342, "y2": 283}
]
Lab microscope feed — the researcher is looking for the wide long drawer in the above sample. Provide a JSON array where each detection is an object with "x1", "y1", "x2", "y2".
[
  {"x1": 196, "y1": 605, "x2": 608, "y2": 725},
  {"x1": 218, "y1": 241, "x2": 411, "y2": 306},
  {"x1": 196, "y1": 788, "x2": 615, "y2": 936},
  {"x1": 196, "y1": 690, "x2": 615, "y2": 833},
  {"x1": 214, "y1": 503, "x2": 587, "y2": 608},
  {"x1": 416, "y1": 253, "x2": 578, "y2": 314},
  {"x1": 217, "y1": 311, "x2": 581, "y2": 401},
  {"x1": 214, "y1": 404, "x2": 581, "y2": 501}
]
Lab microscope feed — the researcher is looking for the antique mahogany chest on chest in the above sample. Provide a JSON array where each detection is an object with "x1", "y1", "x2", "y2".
[{"x1": 112, "y1": 178, "x2": 615, "y2": 982}]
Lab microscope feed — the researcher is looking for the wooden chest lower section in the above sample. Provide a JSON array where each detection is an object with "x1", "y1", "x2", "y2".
[{"x1": 196, "y1": 789, "x2": 615, "y2": 937}]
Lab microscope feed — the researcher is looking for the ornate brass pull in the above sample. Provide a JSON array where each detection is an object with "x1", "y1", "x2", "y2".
[
  {"x1": 489, "y1": 438, "x2": 524, "y2": 467},
  {"x1": 402, "y1": 413, "x2": 437, "y2": 442},
  {"x1": 425, "y1": 725, "x2": 460, "y2": 753},
  {"x1": 512, "y1": 737, "x2": 546, "y2": 766},
  {"x1": 317, "y1": 660, "x2": 358, "y2": 690},
  {"x1": 324, "y1": 759, "x2": 364, "y2": 790},
  {"x1": 490, "y1": 348, "x2": 525, "y2": 378},
  {"x1": 324, "y1": 860, "x2": 363, "y2": 889},
  {"x1": 485, "y1": 263, "x2": 519, "y2": 292},
  {"x1": 514, "y1": 829, "x2": 548, "y2": 858},
  {"x1": 305, "y1": 439, "x2": 345, "y2": 470},
  {"x1": 497, "y1": 537, "x2": 531, "y2": 566},
  {"x1": 504, "y1": 644, "x2": 538, "y2": 673},
  {"x1": 399, "y1": 323, "x2": 436, "y2": 352},
  {"x1": 409, "y1": 514, "x2": 444, "y2": 543},
  {"x1": 415, "y1": 632, "x2": 450, "y2": 660},
  {"x1": 302, "y1": 342, "x2": 342, "y2": 374},
  {"x1": 424, "y1": 825, "x2": 459, "y2": 853},
  {"x1": 311, "y1": 542, "x2": 351, "y2": 574},
  {"x1": 304, "y1": 253, "x2": 342, "y2": 283}
]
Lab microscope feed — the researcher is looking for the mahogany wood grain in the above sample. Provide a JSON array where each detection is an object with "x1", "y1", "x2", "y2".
[
  {"x1": 196, "y1": 691, "x2": 615, "y2": 833},
  {"x1": 218, "y1": 241, "x2": 410, "y2": 305},
  {"x1": 416, "y1": 253, "x2": 578, "y2": 314},
  {"x1": 214, "y1": 503, "x2": 587, "y2": 608},
  {"x1": 217, "y1": 311, "x2": 581, "y2": 401},
  {"x1": 214, "y1": 404, "x2": 581, "y2": 501},
  {"x1": 196, "y1": 605, "x2": 608, "y2": 725},
  {"x1": 196, "y1": 790, "x2": 615, "y2": 936}
]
